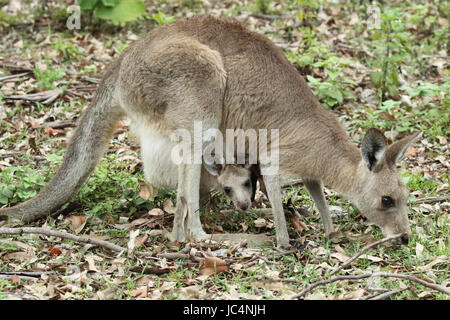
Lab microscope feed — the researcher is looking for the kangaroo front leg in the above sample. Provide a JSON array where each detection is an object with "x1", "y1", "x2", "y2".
[
  {"x1": 304, "y1": 180, "x2": 334, "y2": 236},
  {"x1": 262, "y1": 174, "x2": 290, "y2": 248}
]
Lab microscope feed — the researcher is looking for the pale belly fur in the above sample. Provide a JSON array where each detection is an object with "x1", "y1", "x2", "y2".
[{"x1": 133, "y1": 123, "x2": 179, "y2": 190}]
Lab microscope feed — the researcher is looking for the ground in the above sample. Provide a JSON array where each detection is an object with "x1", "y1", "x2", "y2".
[{"x1": 0, "y1": 0, "x2": 448, "y2": 300}]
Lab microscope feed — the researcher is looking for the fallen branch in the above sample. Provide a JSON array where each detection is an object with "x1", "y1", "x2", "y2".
[
  {"x1": 0, "y1": 72, "x2": 30, "y2": 83},
  {"x1": 330, "y1": 233, "x2": 404, "y2": 275},
  {"x1": 291, "y1": 272, "x2": 450, "y2": 299},
  {"x1": 6, "y1": 88, "x2": 63, "y2": 105},
  {"x1": 368, "y1": 288, "x2": 406, "y2": 300},
  {"x1": 411, "y1": 196, "x2": 449, "y2": 204},
  {"x1": 0, "y1": 227, "x2": 125, "y2": 253}
]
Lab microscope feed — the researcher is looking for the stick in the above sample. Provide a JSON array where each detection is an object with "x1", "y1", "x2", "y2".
[
  {"x1": 368, "y1": 288, "x2": 406, "y2": 300},
  {"x1": 411, "y1": 197, "x2": 449, "y2": 204},
  {"x1": 291, "y1": 272, "x2": 450, "y2": 299},
  {"x1": 330, "y1": 233, "x2": 404, "y2": 275},
  {"x1": 0, "y1": 227, "x2": 125, "y2": 253},
  {"x1": 0, "y1": 72, "x2": 30, "y2": 82}
]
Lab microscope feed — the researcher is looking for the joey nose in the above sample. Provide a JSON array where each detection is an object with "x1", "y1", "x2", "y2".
[
  {"x1": 401, "y1": 233, "x2": 409, "y2": 245},
  {"x1": 240, "y1": 204, "x2": 249, "y2": 211}
]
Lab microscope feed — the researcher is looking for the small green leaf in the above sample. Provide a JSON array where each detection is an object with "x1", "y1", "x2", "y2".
[
  {"x1": 78, "y1": 0, "x2": 99, "y2": 11},
  {"x1": 101, "y1": 0, "x2": 117, "y2": 7},
  {"x1": 94, "y1": 0, "x2": 146, "y2": 25},
  {"x1": 369, "y1": 71, "x2": 384, "y2": 89}
]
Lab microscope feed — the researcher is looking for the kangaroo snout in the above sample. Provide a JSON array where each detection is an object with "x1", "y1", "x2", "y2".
[{"x1": 400, "y1": 233, "x2": 409, "y2": 245}]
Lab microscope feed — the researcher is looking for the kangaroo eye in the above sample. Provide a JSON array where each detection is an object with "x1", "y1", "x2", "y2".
[
  {"x1": 243, "y1": 180, "x2": 251, "y2": 188},
  {"x1": 224, "y1": 187, "x2": 232, "y2": 195},
  {"x1": 381, "y1": 196, "x2": 395, "y2": 208}
]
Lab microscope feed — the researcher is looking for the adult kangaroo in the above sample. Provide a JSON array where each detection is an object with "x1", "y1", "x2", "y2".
[{"x1": 0, "y1": 16, "x2": 420, "y2": 246}]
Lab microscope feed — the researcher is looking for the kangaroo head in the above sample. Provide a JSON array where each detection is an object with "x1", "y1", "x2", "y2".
[
  {"x1": 204, "y1": 163, "x2": 257, "y2": 211},
  {"x1": 352, "y1": 129, "x2": 421, "y2": 245}
]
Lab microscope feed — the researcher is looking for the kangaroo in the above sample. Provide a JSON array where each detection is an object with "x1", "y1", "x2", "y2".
[{"x1": 0, "y1": 16, "x2": 420, "y2": 246}]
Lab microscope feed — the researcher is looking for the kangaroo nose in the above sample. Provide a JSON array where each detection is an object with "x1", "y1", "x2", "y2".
[
  {"x1": 401, "y1": 233, "x2": 409, "y2": 245},
  {"x1": 240, "y1": 204, "x2": 248, "y2": 211}
]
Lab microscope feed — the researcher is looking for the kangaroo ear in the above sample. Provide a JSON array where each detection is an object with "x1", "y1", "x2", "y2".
[
  {"x1": 361, "y1": 128, "x2": 387, "y2": 171},
  {"x1": 204, "y1": 161, "x2": 223, "y2": 177},
  {"x1": 385, "y1": 131, "x2": 422, "y2": 167}
]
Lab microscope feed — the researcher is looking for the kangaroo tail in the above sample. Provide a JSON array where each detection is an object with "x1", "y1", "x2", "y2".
[{"x1": 0, "y1": 70, "x2": 123, "y2": 223}]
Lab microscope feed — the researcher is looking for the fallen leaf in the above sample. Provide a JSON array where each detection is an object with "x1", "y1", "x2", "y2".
[
  {"x1": 139, "y1": 183, "x2": 158, "y2": 200},
  {"x1": 163, "y1": 198, "x2": 176, "y2": 214},
  {"x1": 148, "y1": 208, "x2": 165, "y2": 217},
  {"x1": 48, "y1": 247, "x2": 62, "y2": 258},
  {"x1": 135, "y1": 233, "x2": 149, "y2": 248},
  {"x1": 199, "y1": 257, "x2": 229, "y2": 277},
  {"x1": 415, "y1": 242, "x2": 424, "y2": 259},
  {"x1": 291, "y1": 215, "x2": 309, "y2": 233},
  {"x1": 131, "y1": 288, "x2": 147, "y2": 298},
  {"x1": 68, "y1": 215, "x2": 86, "y2": 234},
  {"x1": 127, "y1": 230, "x2": 140, "y2": 256},
  {"x1": 44, "y1": 126, "x2": 64, "y2": 135},
  {"x1": 254, "y1": 218, "x2": 267, "y2": 228},
  {"x1": 85, "y1": 256, "x2": 99, "y2": 272},
  {"x1": 10, "y1": 275, "x2": 20, "y2": 283},
  {"x1": 418, "y1": 256, "x2": 448, "y2": 272}
]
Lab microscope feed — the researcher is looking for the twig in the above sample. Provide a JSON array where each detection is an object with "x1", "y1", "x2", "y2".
[
  {"x1": 0, "y1": 271, "x2": 49, "y2": 277},
  {"x1": 41, "y1": 120, "x2": 76, "y2": 130},
  {"x1": 0, "y1": 72, "x2": 30, "y2": 82},
  {"x1": 291, "y1": 272, "x2": 450, "y2": 299},
  {"x1": 368, "y1": 288, "x2": 406, "y2": 300},
  {"x1": 0, "y1": 227, "x2": 125, "y2": 253},
  {"x1": 330, "y1": 233, "x2": 404, "y2": 275},
  {"x1": 411, "y1": 196, "x2": 449, "y2": 204},
  {"x1": 6, "y1": 88, "x2": 63, "y2": 104},
  {"x1": 0, "y1": 274, "x2": 38, "y2": 281},
  {"x1": 249, "y1": 13, "x2": 287, "y2": 20}
]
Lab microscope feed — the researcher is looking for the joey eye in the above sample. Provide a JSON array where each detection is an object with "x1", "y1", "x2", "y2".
[
  {"x1": 224, "y1": 187, "x2": 232, "y2": 195},
  {"x1": 243, "y1": 179, "x2": 251, "y2": 188},
  {"x1": 381, "y1": 196, "x2": 395, "y2": 208}
]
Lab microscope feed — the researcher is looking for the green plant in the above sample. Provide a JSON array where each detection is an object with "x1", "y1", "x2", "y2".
[
  {"x1": 77, "y1": 0, "x2": 146, "y2": 26},
  {"x1": 368, "y1": 8, "x2": 413, "y2": 102},
  {"x1": 287, "y1": 27, "x2": 356, "y2": 108},
  {"x1": 52, "y1": 39, "x2": 82, "y2": 60},
  {"x1": 34, "y1": 66, "x2": 66, "y2": 90},
  {"x1": 148, "y1": 11, "x2": 175, "y2": 26},
  {"x1": 0, "y1": 166, "x2": 48, "y2": 206}
]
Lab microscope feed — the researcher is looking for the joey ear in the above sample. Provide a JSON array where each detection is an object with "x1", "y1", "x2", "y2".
[
  {"x1": 204, "y1": 161, "x2": 223, "y2": 177},
  {"x1": 361, "y1": 128, "x2": 387, "y2": 171},
  {"x1": 385, "y1": 131, "x2": 422, "y2": 167},
  {"x1": 250, "y1": 169, "x2": 257, "y2": 202}
]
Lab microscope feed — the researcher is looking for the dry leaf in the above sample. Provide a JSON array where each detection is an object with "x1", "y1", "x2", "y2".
[
  {"x1": 44, "y1": 126, "x2": 64, "y2": 135},
  {"x1": 131, "y1": 288, "x2": 147, "y2": 298},
  {"x1": 139, "y1": 183, "x2": 158, "y2": 200},
  {"x1": 418, "y1": 256, "x2": 448, "y2": 272},
  {"x1": 48, "y1": 247, "x2": 62, "y2": 257},
  {"x1": 199, "y1": 257, "x2": 229, "y2": 277},
  {"x1": 254, "y1": 218, "x2": 267, "y2": 228},
  {"x1": 135, "y1": 234, "x2": 149, "y2": 248},
  {"x1": 68, "y1": 215, "x2": 86, "y2": 234},
  {"x1": 291, "y1": 215, "x2": 309, "y2": 233},
  {"x1": 163, "y1": 198, "x2": 176, "y2": 214},
  {"x1": 148, "y1": 208, "x2": 165, "y2": 217},
  {"x1": 127, "y1": 230, "x2": 140, "y2": 256},
  {"x1": 10, "y1": 275, "x2": 20, "y2": 283}
]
